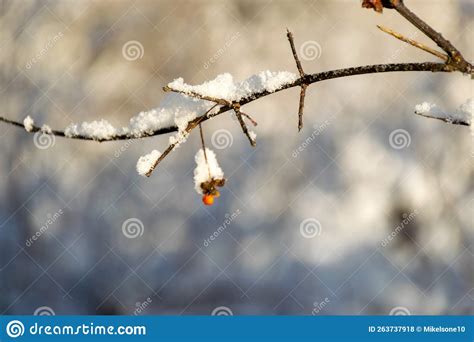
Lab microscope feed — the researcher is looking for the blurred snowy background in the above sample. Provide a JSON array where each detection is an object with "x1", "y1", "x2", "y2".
[{"x1": 0, "y1": 0, "x2": 472, "y2": 315}]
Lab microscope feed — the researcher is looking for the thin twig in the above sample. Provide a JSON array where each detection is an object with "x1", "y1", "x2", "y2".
[
  {"x1": 297, "y1": 85, "x2": 308, "y2": 131},
  {"x1": 163, "y1": 86, "x2": 231, "y2": 106},
  {"x1": 240, "y1": 111, "x2": 258, "y2": 126},
  {"x1": 286, "y1": 29, "x2": 305, "y2": 77},
  {"x1": 414, "y1": 111, "x2": 470, "y2": 126},
  {"x1": 377, "y1": 25, "x2": 448, "y2": 61},
  {"x1": 233, "y1": 103, "x2": 256, "y2": 147},
  {"x1": 199, "y1": 123, "x2": 212, "y2": 178},
  {"x1": 287, "y1": 29, "x2": 308, "y2": 131}
]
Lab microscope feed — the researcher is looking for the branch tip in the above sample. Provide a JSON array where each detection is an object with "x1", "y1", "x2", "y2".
[{"x1": 377, "y1": 25, "x2": 448, "y2": 61}]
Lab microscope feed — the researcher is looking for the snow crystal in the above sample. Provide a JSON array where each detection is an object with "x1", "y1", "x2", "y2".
[
  {"x1": 414, "y1": 102, "x2": 436, "y2": 115},
  {"x1": 194, "y1": 148, "x2": 224, "y2": 194},
  {"x1": 23, "y1": 116, "x2": 34, "y2": 132},
  {"x1": 136, "y1": 149, "x2": 161, "y2": 177},
  {"x1": 168, "y1": 70, "x2": 298, "y2": 102},
  {"x1": 41, "y1": 124, "x2": 52, "y2": 134},
  {"x1": 169, "y1": 131, "x2": 189, "y2": 146},
  {"x1": 415, "y1": 98, "x2": 473, "y2": 125},
  {"x1": 65, "y1": 119, "x2": 121, "y2": 140},
  {"x1": 461, "y1": 98, "x2": 474, "y2": 136},
  {"x1": 459, "y1": 98, "x2": 473, "y2": 119}
]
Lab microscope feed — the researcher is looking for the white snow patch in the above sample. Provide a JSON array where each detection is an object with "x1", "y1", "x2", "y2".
[
  {"x1": 414, "y1": 102, "x2": 437, "y2": 115},
  {"x1": 129, "y1": 94, "x2": 211, "y2": 137},
  {"x1": 23, "y1": 116, "x2": 35, "y2": 132},
  {"x1": 41, "y1": 124, "x2": 52, "y2": 134},
  {"x1": 248, "y1": 130, "x2": 257, "y2": 141},
  {"x1": 62, "y1": 94, "x2": 211, "y2": 140},
  {"x1": 65, "y1": 119, "x2": 119, "y2": 140},
  {"x1": 415, "y1": 98, "x2": 473, "y2": 125},
  {"x1": 194, "y1": 148, "x2": 224, "y2": 194},
  {"x1": 168, "y1": 70, "x2": 298, "y2": 102},
  {"x1": 136, "y1": 149, "x2": 161, "y2": 177}
]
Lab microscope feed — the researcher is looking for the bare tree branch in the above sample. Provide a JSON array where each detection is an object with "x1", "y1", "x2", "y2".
[{"x1": 0, "y1": 0, "x2": 472, "y2": 146}]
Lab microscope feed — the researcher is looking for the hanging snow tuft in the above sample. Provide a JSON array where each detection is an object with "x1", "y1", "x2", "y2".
[
  {"x1": 136, "y1": 150, "x2": 161, "y2": 177},
  {"x1": 194, "y1": 148, "x2": 224, "y2": 194},
  {"x1": 23, "y1": 116, "x2": 35, "y2": 132}
]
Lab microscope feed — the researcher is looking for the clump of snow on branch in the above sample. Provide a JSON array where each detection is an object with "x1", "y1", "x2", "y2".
[
  {"x1": 129, "y1": 94, "x2": 212, "y2": 137},
  {"x1": 168, "y1": 70, "x2": 298, "y2": 102},
  {"x1": 194, "y1": 148, "x2": 224, "y2": 194},
  {"x1": 23, "y1": 116, "x2": 34, "y2": 132},
  {"x1": 249, "y1": 130, "x2": 257, "y2": 141},
  {"x1": 136, "y1": 149, "x2": 161, "y2": 177},
  {"x1": 415, "y1": 98, "x2": 473, "y2": 125},
  {"x1": 65, "y1": 119, "x2": 121, "y2": 140},
  {"x1": 41, "y1": 124, "x2": 52, "y2": 134},
  {"x1": 62, "y1": 94, "x2": 212, "y2": 140},
  {"x1": 42, "y1": 70, "x2": 295, "y2": 141}
]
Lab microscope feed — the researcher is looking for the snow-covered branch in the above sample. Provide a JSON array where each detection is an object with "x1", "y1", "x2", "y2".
[
  {"x1": 414, "y1": 99, "x2": 473, "y2": 127},
  {"x1": 0, "y1": 62, "x2": 453, "y2": 143},
  {"x1": 0, "y1": 0, "x2": 472, "y2": 204}
]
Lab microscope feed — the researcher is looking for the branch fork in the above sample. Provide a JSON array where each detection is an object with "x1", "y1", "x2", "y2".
[
  {"x1": 286, "y1": 29, "x2": 308, "y2": 132},
  {"x1": 0, "y1": 1, "x2": 471, "y2": 181},
  {"x1": 368, "y1": 0, "x2": 473, "y2": 76}
]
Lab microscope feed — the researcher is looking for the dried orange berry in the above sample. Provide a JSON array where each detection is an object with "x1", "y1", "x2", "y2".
[{"x1": 202, "y1": 194, "x2": 214, "y2": 206}]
